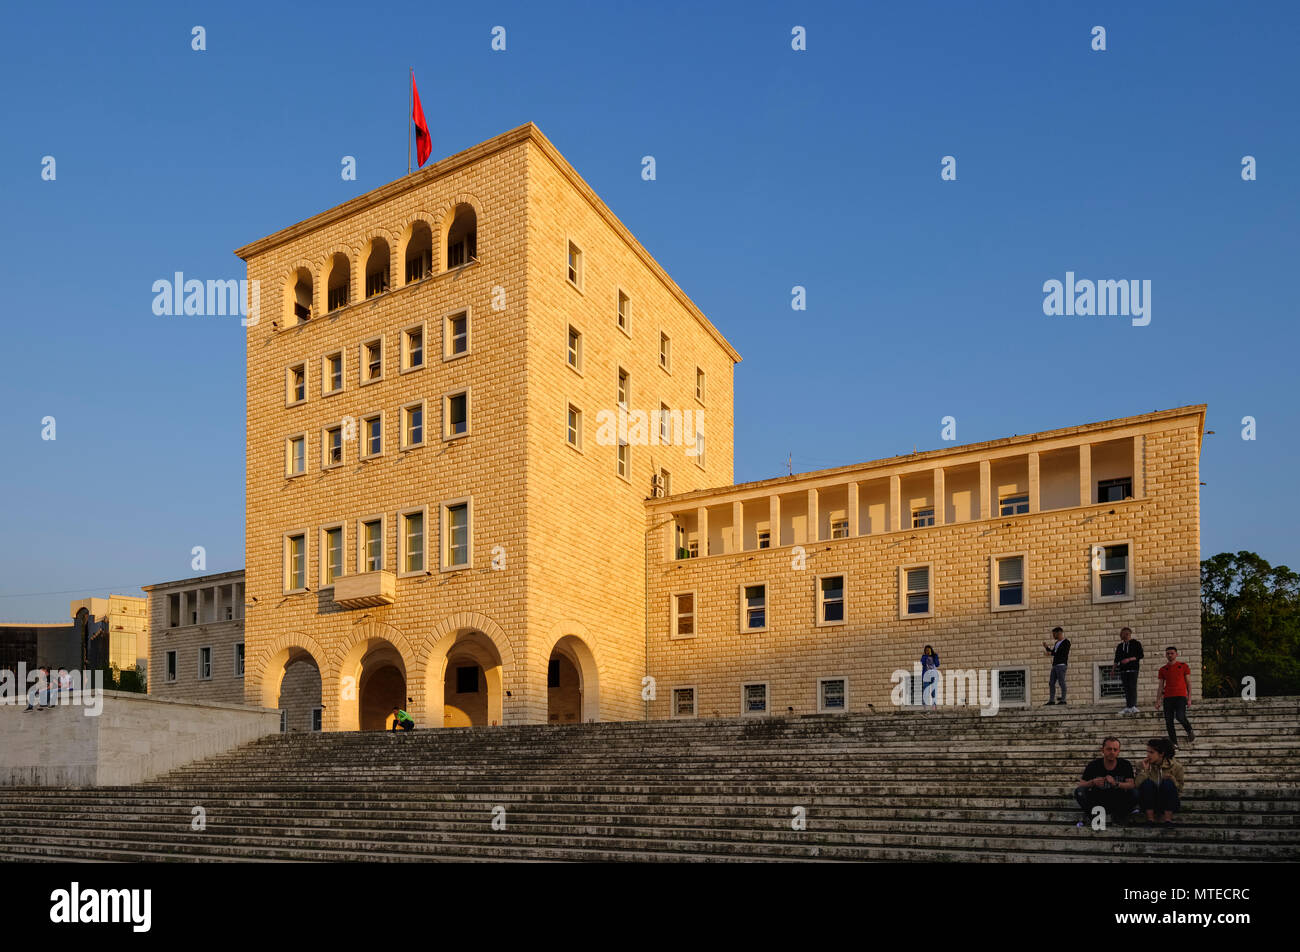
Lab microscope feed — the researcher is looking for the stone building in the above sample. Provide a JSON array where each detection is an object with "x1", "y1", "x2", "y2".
[{"x1": 143, "y1": 571, "x2": 247, "y2": 706}]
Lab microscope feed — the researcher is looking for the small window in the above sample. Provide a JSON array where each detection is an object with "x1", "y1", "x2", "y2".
[
  {"x1": 285, "y1": 533, "x2": 307, "y2": 591},
  {"x1": 672, "y1": 686, "x2": 696, "y2": 718},
  {"x1": 673, "y1": 592, "x2": 695, "y2": 637},
  {"x1": 365, "y1": 239, "x2": 390, "y2": 297},
  {"x1": 360, "y1": 519, "x2": 383, "y2": 573},
  {"x1": 818, "y1": 575, "x2": 845, "y2": 625},
  {"x1": 165, "y1": 650, "x2": 177, "y2": 683},
  {"x1": 323, "y1": 425, "x2": 344, "y2": 468},
  {"x1": 443, "y1": 501, "x2": 471, "y2": 569},
  {"x1": 286, "y1": 436, "x2": 306, "y2": 477},
  {"x1": 742, "y1": 683, "x2": 768, "y2": 715},
  {"x1": 457, "y1": 665, "x2": 479, "y2": 694},
  {"x1": 694, "y1": 430, "x2": 706, "y2": 469},
  {"x1": 405, "y1": 221, "x2": 433, "y2": 283},
  {"x1": 993, "y1": 554, "x2": 1026, "y2": 610},
  {"x1": 617, "y1": 368, "x2": 630, "y2": 408},
  {"x1": 757, "y1": 525, "x2": 771, "y2": 549},
  {"x1": 617, "y1": 289, "x2": 631, "y2": 333},
  {"x1": 567, "y1": 325, "x2": 583, "y2": 372},
  {"x1": 830, "y1": 517, "x2": 849, "y2": 540},
  {"x1": 402, "y1": 325, "x2": 425, "y2": 371},
  {"x1": 322, "y1": 526, "x2": 344, "y2": 586},
  {"x1": 742, "y1": 584, "x2": 767, "y2": 632},
  {"x1": 444, "y1": 390, "x2": 469, "y2": 439},
  {"x1": 198, "y1": 646, "x2": 212, "y2": 681},
  {"x1": 566, "y1": 405, "x2": 583, "y2": 450},
  {"x1": 659, "y1": 468, "x2": 672, "y2": 497},
  {"x1": 233, "y1": 643, "x2": 245, "y2": 678},
  {"x1": 695, "y1": 367, "x2": 706, "y2": 403},
  {"x1": 444, "y1": 310, "x2": 469, "y2": 359},
  {"x1": 819, "y1": 678, "x2": 847, "y2": 713},
  {"x1": 999, "y1": 493, "x2": 1029, "y2": 516},
  {"x1": 446, "y1": 204, "x2": 477, "y2": 269},
  {"x1": 401, "y1": 509, "x2": 425, "y2": 574},
  {"x1": 326, "y1": 254, "x2": 350, "y2": 311},
  {"x1": 659, "y1": 331, "x2": 671, "y2": 371},
  {"x1": 287, "y1": 364, "x2": 306, "y2": 405},
  {"x1": 617, "y1": 441, "x2": 630, "y2": 480},
  {"x1": 567, "y1": 240, "x2": 583, "y2": 288},
  {"x1": 289, "y1": 269, "x2": 312, "y2": 323},
  {"x1": 912, "y1": 506, "x2": 935, "y2": 529},
  {"x1": 323, "y1": 352, "x2": 343, "y2": 396},
  {"x1": 1092, "y1": 542, "x2": 1132, "y2": 602},
  {"x1": 659, "y1": 403, "x2": 671, "y2": 444},
  {"x1": 1097, "y1": 477, "x2": 1133, "y2": 503},
  {"x1": 401, "y1": 402, "x2": 425, "y2": 449},
  {"x1": 311, "y1": 708, "x2": 323, "y2": 731},
  {"x1": 361, "y1": 414, "x2": 382, "y2": 458},
  {"x1": 1094, "y1": 662, "x2": 1126, "y2": 703},
  {"x1": 901, "y1": 565, "x2": 931, "y2": 617},
  {"x1": 280, "y1": 710, "x2": 288, "y2": 732},
  {"x1": 995, "y1": 668, "x2": 1029, "y2": 707},
  {"x1": 361, "y1": 339, "x2": 383, "y2": 384}
]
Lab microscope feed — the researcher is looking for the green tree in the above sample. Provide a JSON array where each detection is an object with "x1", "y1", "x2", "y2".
[{"x1": 1201, "y1": 551, "x2": 1300, "y2": 697}]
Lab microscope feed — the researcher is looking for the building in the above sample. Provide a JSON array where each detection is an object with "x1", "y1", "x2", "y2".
[
  {"x1": 235, "y1": 123, "x2": 1203, "y2": 730},
  {"x1": 0, "y1": 623, "x2": 79, "y2": 675},
  {"x1": 68, "y1": 594, "x2": 148, "y2": 677},
  {"x1": 143, "y1": 571, "x2": 248, "y2": 708}
]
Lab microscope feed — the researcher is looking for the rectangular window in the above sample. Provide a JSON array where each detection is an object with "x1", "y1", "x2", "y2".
[
  {"x1": 1094, "y1": 662, "x2": 1126, "y2": 702},
  {"x1": 311, "y1": 708, "x2": 323, "y2": 731},
  {"x1": 567, "y1": 240, "x2": 583, "y2": 288},
  {"x1": 617, "y1": 368, "x2": 630, "y2": 407},
  {"x1": 361, "y1": 519, "x2": 383, "y2": 572},
  {"x1": 287, "y1": 364, "x2": 306, "y2": 405},
  {"x1": 1093, "y1": 542, "x2": 1132, "y2": 602},
  {"x1": 659, "y1": 403, "x2": 671, "y2": 443},
  {"x1": 695, "y1": 367, "x2": 706, "y2": 402},
  {"x1": 166, "y1": 650, "x2": 177, "y2": 683},
  {"x1": 757, "y1": 525, "x2": 771, "y2": 549},
  {"x1": 1097, "y1": 477, "x2": 1133, "y2": 503},
  {"x1": 362, "y1": 339, "x2": 382, "y2": 383},
  {"x1": 402, "y1": 402, "x2": 425, "y2": 449},
  {"x1": 324, "y1": 425, "x2": 343, "y2": 467},
  {"x1": 742, "y1": 584, "x2": 767, "y2": 631},
  {"x1": 445, "y1": 391, "x2": 469, "y2": 439},
  {"x1": 567, "y1": 325, "x2": 583, "y2": 372},
  {"x1": 673, "y1": 592, "x2": 695, "y2": 637},
  {"x1": 401, "y1": 509, "x2": 425, "y2": 574},
  {"x1": 659, "y1": 331, "x2": 671, "y2": 371},
  {"x1": 818, "y1": 575, "x2": 845, "y2": 625},
  {"x1": 999, "y1": 493, "x2": 1029, "y2": 516},
  {"x1": 198, "y1": 646, "x2": 212, "y2": 680},
  {"x1": 901, "y1": 565, "x2": 931, "y2": 617},
  {"x1": 912, "y1": 506, "x2": 935, "y2": 528},
  {"x1": 444, "y1": 310, "x2": 469, "y2": 359},
  {"x1": 287, "y1": 436, "x2": 306, "y2": 476},
  {"x1": 672, "y1": 686, "x2": 696, "y2": 718},
  {"x1": 830, "y1": 517, "x2": 849, "y2": 539},
  {"x1": 457, "y1": 665, "x2": 479, "y2": 694},
  {"x1": 617, "y1": 441, "x2": 630, "y2": 479},
  {"x1": 819, "y1": 678, "x2": 847, "y2": 713},
  {"x1": 694, "y1": 430, "x2": 706, "y2": 469},
  {"x1": 659, "y1": 468, "x2": 671, "y2": 497},
  {"x1": 286, "y1": 533, "x2": 306, "y2": 591},
  {"x1": 566, "y1": 405, "x2": 582, "y2": 450},
  {"x1": 617, "y1": 289, "x2": 630, "y2": 333},
  {"x1": 742, "y1": 683, "x2": 768, "y2": 715},
  {"x1": 322, "y1": 526, "x2": 343, "y2": 585},
  {"x1": 402, "y1": 325, "x2": 424, "y2": 371},
  {"x1": 443, "y1": 501, "x2": 470, "y2": 569},
  {"x1": 993, "y1": 554, "x2": 1026, "y2": 609},
  {"x1": 361, "y1": 414, "x2": 382, "y2": 458},
  {"x1": 233, "y1": 643, "x2": 245, "y2": 678},
  {"x1": 324, "y1": 352, "x2": 343, "y2": 395}
]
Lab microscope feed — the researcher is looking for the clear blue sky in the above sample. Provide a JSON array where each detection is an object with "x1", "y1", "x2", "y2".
[{"x1": 1, "y1": 0, "x2": 1296, "y2": 621}]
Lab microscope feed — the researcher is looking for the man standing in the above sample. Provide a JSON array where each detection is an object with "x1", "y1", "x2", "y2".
[
  {"x1": 1073, "y1": 737, "x2": 1137, "y2": 827},
  {"x1": 1114, "y1": 627, "x2": 1144, "y2": 714},
  {"x1": 1042, "y1": 627, "x2": 1070, "y2": 705},
  {"x1": 1156, "y1": 647, "x2": 1195, "y2": 748}
]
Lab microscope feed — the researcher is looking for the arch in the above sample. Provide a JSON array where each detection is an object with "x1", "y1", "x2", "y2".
[
  {"x1": 285, "y1": 266, "x2": 313, "y2": 324},
  {"x1": 249, "y1": 630, "x2": 328, "y2": 716},
  {"x1": 332, "y1": 620, "x2": 417, "y2": 731},
  {"x1": 400, "y1": 219, "x2": 433, "y2": 285},
  {"x1": 443, "y1": 202, "x2": 478, "y2": 270},
  {"x1": 325, "y1": 251, "x2": 351, "y2": 312},
  {"x1": 362, "y1": 236, "x2": 391, "y2": 298},
  {"x1": 419, "y1": 612, "x2": 517, "y2": 727},
  {"x1": 542, "y1": 621, "x2": 602, "y2": 723}
]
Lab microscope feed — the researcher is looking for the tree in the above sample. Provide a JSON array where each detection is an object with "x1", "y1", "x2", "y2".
[{"x1": 1201, "y1": 551, "x2": 1300, "y2": 697}]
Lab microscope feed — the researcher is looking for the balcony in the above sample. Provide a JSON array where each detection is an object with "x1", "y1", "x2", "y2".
[{"x1": 332, "y1": 571, "x2": 396, "y2": 609}]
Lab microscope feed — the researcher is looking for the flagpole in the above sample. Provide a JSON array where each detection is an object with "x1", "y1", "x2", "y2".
[{"x1": 407, "y1": 68, "x2": 413, "y2": 175}]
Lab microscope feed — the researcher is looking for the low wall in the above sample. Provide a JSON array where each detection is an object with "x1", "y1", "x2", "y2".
[{"x1": 0, "y1": 690, "x2": 280, "y2": 787}]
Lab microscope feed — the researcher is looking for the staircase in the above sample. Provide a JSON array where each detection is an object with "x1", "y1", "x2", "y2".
[{"x1": 1, "y1": 698, "x2": 1296, "y2": 862}]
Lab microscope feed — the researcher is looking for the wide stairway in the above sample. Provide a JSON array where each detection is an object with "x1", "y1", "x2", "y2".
[{"x1": 1, "y1": 698, "x2": 1296, "y2": 862}]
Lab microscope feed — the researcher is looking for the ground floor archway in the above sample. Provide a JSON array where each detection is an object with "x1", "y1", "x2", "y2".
[
  {"x1": 425, "y1": 628, "x2": 506, "y2": 727},
  {"x1": 547, "y1": 634, "x2": 599, "y2": 724},
  {"x1": 337, "y1": 636, "x2": 410, "y2": 731}
]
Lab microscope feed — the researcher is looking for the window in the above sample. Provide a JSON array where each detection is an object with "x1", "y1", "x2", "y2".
[
  {"x1": 1000, "y1": 493, "x2": 1029, "y2": 516},
  {"x1": 818, "y1": 574, "x2": 845, "y2": 625},
  {"x1": 617, "y1": 441, "x2": 630, "y2": 480},
  {"x1": 402, "y1": 324, "x2": 425, "y2": 372},
  {"x1": 198, "y1": 646, "x2": 212, "y2": 681},
  {"x1": 311, "y1": 708, "x2": 323, "y2": 732},
  {"x1": 672, "y1": 592, "x2": 695, "y2": 637},
  {"x1": 617, "y1": 289, "x2": 631, "y2": 334},
  {"x1": 323, "y1": 352, "x2": 343, "y2": 395},
  {"x1": 757, "y1": 525, "x2": 771, "y2": 549},
  {"x1": 566, "y1": 405, "x2": 582, "y2": 450},
  {"x1": 444, "y1": 390, "x2": 469, "y2": 439},
  {"x1": 323, "y1": 425, "x2": 344, "y2": 468},
  {"x1": 233, "y1": 643, "x2": 245, "y2": 678},
  {"x1": 617, "y1": 368, "x2": 630, "y2": 407},
  {"x1": 900, "y1": 564, "x2": 931, "y2": 618},
  {"x1": 401, "y1": 402, "x2": 425, "y2": 449},
  {"x1": 456, "y1": 665, "x2": 479, "y2": 694},
  {"x1": 165, "y1": 650, "x2": 177, "y2": 683},
  {"x1": 400, "y1": 509, "x2": 425, "y2": 574},
  {"x1": 1094, "y1": 662, "x2": 1126, "y2": 703},
  {"x1": 365, "y1": 239, "x2": 390, "y2": 297},
  {"x1": 285, "y1": 533, "x2": 307, "y2": 592},
  {"x1": 321, "y1": 526, "x2": 344, "y2": 586},
  {"x1": 442, "y1": 500, "x2": 471, "y2": 569},
  {"x1": 659, "y1": 468, "x2": 671, "y2": 497},
  {"x1": 672, "y1": 686, "x2": 696, "y2": 718},
  {"x1": 361, "y1": 339, "x2": 383, "y2": 384},
  {"x1": 567, "y1": 325, "x2": 583, "y2": 372},
  {"x1": 1097, "y1": 477, "x2": 1132, "y2": 503},
  {"x1": 995, "y1": 668, "x2": 1029, "y2": 707},
  {"x1": 444, "y1": 310, "x2": 469, "y2": 359},
  {"x1": 361, "y1": 413, "x2": 382, "y2": 458},
  {"x1": 286, "y1": 435, "x2": 306, "y2": 476},
  {"x1": 446, "y1": 204, "x2": 477, "y2": 269},
  {"x1": 695, "y1": 367, "x2": 706, "y2": 403},
  {"x1": 830, "y1": 516, "x2": 849, "y2": 539},
  {"x1": 360, "y1": 518, "x2": 383, "y2": 572},
  {"x1": 659, "y1": 331, "x2": 671, "y2": 371},
  {"x1": 1092, "y1": 542, "x2": 1133, "y2": 602},
  {"x1": 287, "y1": 364, "x2": 306, "y2": 405},
  {"x1": 567, "y1": 240, "x2": 583, "y2": 288},
  {"x1": 819, "y1": 678, "x2": 847, "y2": 713},
  {"x1": 289, "y1": 268, "x2": 312, "y2": 323},
  {"x1": 742, "y1": 683, "x2": 768, "y2": 716},
  {"x1": 912, "y1": 506, "x2": 935, "y2": 528},
  {"x1": 280, "y1": 710, "x2": 288, "y2": 732},
  {"x1": 741, "y1": 583, "x2": 767, "y2": 632},
  {"x1": 405, "y1": 221, "x2": 432, "y2": 283},
  {"x1": 694, "y1": 430, "x2": 706, "y2": 469},
  {"x1": 659, "y1": 403, "x2": 671, "y2": 444},
  {"x1": 167, "y1": 593, "x2": 180, "y2": 628},
  {"x1": 992, "y1": 554, "x2": 1026, "y2": 610},
  {"x1": 326, "y1": 253, "x2": 350, "y2": 311}
]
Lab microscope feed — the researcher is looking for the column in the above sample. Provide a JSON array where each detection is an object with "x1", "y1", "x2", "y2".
[
  {"x1": 979, "y1": 460, "x2": 991, "y2": 521},
  {"x1": 696, "y1": 506, "x2": 709, "y2": 557},
  {"x1": 847, "y1": 482, "x2": 860, "y2": 537},
  {"x1": 731, "y1": 500, "x2": 744, "y2": 553},
  {"x1": 1028, "y1": 452, "x2": 1040, "y2": 514},
  {"x1": 1132, "y1": 435, "x2": 1145, "y2": 499},
  {"x1": 769, "y1": 495, "x2": 781, "y2": 547},
  {"x1": 1078, "y1": 443, "x2": 1092, "y2": 507},
  {"x1": 932, "y1": 468, "x2": 946, "y2": 527},
  {"x1": 889, "y1": 475, "x2": 901, "y2": 532},
  {"x1": 807, "y1": 488, "x2": 819, "y2": 543}
]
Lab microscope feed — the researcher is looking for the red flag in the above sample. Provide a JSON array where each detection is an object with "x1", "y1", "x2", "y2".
[{"x1": 411, "y1": 72, "x2": 431, "y2": 168}]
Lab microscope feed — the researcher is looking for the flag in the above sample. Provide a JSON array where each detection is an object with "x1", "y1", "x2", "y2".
[{"x1": 411, "y1": 72, "x2": 431, "y2": 168}]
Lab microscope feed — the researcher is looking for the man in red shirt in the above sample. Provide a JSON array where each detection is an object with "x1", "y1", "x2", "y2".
[{"x1": 1156, "y1": 646, "x2": 1195, "y2": 748}]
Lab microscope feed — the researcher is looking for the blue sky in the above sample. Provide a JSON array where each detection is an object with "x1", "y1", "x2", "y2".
[{"x1": 1, "y1": 0, "x2": 1296, "y2": 620}]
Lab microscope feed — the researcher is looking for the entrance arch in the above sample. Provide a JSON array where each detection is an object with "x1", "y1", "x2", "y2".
[
  {"x1": 546, "y1": 632, "x2": 600, "y2": 724},
  {"x1": 334, "y1": 625, "x2": 415, "y2": 731},
  {"x1": 422, "y1": 616, "x2": 514, "y2": 727},
  {"x1": 252, "y1": 633, "x2": 326, "y2": 733}
]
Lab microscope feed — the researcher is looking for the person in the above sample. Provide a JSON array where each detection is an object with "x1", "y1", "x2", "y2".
[
  {"x1": 1135, "y1": 737, "x2": 1185, "y2": 827},
  {"x1": 920, "y1": 645, "x2": 940, "y2": 708},
  {"x1": 1156, "y1": 646, "x2": 1195, "y2": 748},
  {"x1": 1073, "y1": 737, "x2": 1137, "y2": 827},
  {"x1": 57, "y1": 668, "x2": 72, "y2": 704},
  {"x1": 24, "y1": 666, "x2": 50, "y2": 712},
  {"x1": 1042, "y1": 627, "x2": 1070, "y2": 705},
  {"x1": 390, "y1": 706, "x2": 415, "y2": 732},
  {"x1": 1114, "y1": 627, "x2": 1144, "y2": 714}
]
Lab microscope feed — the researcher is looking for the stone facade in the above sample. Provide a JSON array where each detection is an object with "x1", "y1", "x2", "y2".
[{"x1": 143, "y1": 571, "x2": 245, "y2": 705}]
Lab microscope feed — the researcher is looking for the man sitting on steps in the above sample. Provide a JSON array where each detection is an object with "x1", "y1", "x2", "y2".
[
  {"x1": 390, "y1": 707, "x2": 416, "y2": 732},
  {"x1": 1073, "y1": 736, "x2": 1137, "y2": 828}
]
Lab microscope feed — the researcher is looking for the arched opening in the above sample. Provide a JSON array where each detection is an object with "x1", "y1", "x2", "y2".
[
  {"x1": 326, "y1": 253, "x2": 351, "y2": 312},
  {"x1": 260, "y1": 647, "x2": 322, "y2": 733},
  {"x1": 547, "y1": 635, "x2": 598, "y2": 723},
  {"x1": 428, "y1": 629, "x2": 504, "y2": 727},
  {"x1": 287, "y1": 268, "x2": 313, "y2": 324},
  {"x1": 404, "y1": 222, "x2": 432, "y2": 284},
  {"x1": 445, "y1": 204, "x2": 477, "y2": 270},
  {"x1": 364, "y1": 239, "x2": 390, "y2": 298},
  {"x1": 357, "y1": 643, "x2": 408, "y2": 730}
]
